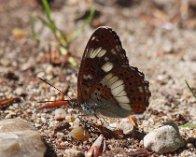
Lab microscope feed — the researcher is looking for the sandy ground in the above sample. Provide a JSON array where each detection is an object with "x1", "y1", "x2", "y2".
[{"x1": 0, "y1": 0, "x2": 195, "y2": 156}]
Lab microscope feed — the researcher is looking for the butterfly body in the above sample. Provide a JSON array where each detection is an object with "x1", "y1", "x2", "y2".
[{"x1": 72, "y1": 26, "x2": 151, "y2": 118}]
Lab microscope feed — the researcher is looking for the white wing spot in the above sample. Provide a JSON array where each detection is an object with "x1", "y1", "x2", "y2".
[
  {"x1": 119, "y1": 103, "x2": 132, "y2": 110},
  {"x1": 111, "y1": 80, "x2": 124, "y2": 89},
  {"x1": 90, "y1": 48, "x2": 102, "y2": 58},
  {"x1": 101, "y1": 73, "x2": 131, "y2": 110},
  {"x1": 137, "y1": 71, "x2": 144, "y2": 77},
  {"x1": 105, "y1": 73, "x2": 113, "y2": 80},
  {"x1": 144, "y1": 86, "x2": 149, "y2": 93},
  {"x1": 101, "y1": 62, "x2": 113, "y2": 72},
  {"x1": 115, "y1": 45, "x2": 121, "y2": 51},
  {"x1": 87, "y1": 49, "x2": 93, "y2": 58},
  {"x1": 84, "y1": 48, "x2": 89, "y2": 58},
  {"x1": 101, "y1": 73, "x2": 113, "y2": 85},
  {"x1": 111, "y1": 85, "x2": 124, "y2": 96},
  {"x1": 111, "y1": 49, "x2": 116, "y2": 54},
  {"x1": 83, "y1": 74, "x2": 93, "y2": 80},
  {"x1": 109, "y1": 76, "x2": 119, "y2": 85},
  {"x1": 88, "y1": 48, "x2": 106, "y2": 58},
  {"x1": 116, "y1": 90, "x2": 127, "y2": 96},
  {"x1": 97, "y1": 49, "x2": 106, "y2": 57},
  {"x1": 116, "y1": 95, "x2": 130, "y2": 103},
  {"x1": 138, "y1": 86, "x2": 143, "y2": 93},
  {"x1": 91, "y1": 36, "x2": 96, "y2": 41},
  {"x1": 104, "y1": 57, "x2": 109, "y2": 61}
]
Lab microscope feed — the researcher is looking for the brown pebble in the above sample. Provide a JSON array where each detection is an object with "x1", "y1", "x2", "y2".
[{"x1": 69, "y1": 126, "x2": 90, "y2": 141}]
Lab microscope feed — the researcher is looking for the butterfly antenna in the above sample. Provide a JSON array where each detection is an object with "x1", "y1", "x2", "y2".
[
  {"x1": 38, "y1": 77, "x2": 65, "y2": 95},
  {"x1": 38, "y1": 100, "x2": 68, "y2": 103}
]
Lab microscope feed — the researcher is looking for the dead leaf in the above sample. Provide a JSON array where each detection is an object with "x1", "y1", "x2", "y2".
[
  {"x1": 39, "y1": 100, "x2": 68, "y2": 110},
  {"x1": 69, "y1": 126, "x2": 90, "y2": 141},
  {"x1": 129, "y1": 148, "x2": 151, "y2": 157},
  {"x1": 85, "y1": 134, "x2": 106, "y2": 157},
  {"x1": 12, "y1": 28, "x2": 27, "y2": 39},
  {"x1": 0, "y1": 98, "x2": 20, "y2": 109},
  {"x1": 128, "y1": 115, "x2": 138, "y2": 129},
  {"x1": 94, "y1": 124, "x2": 124, "y2": 139}
]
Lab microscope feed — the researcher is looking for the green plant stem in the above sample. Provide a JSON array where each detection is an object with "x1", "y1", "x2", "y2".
[
  {"x1": 185, "y1": 80, "x2": 196, "y2": 99},
  {"x1": 67, "y1": 6, "x2": 95, "y2": 45}
]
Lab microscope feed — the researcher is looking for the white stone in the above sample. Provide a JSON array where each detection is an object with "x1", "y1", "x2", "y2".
[
  {"x1": 144, "y1": 123, "x2": 185, "y2": 153},
  {"x1": 54, "y1": 108, "x2": 66, "y2": 120},
  {"x1": 0, "y1": 118, "x2": 46, "y2": 157},
  {"x1": 119, "y1": 118, "x2": 134, "y2": 135}
]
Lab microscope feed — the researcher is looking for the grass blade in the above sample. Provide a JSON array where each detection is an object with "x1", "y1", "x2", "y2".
[
  {"x1": 42, "y1": 0, "x2": 51, "y2": 20},
  {"x1": 185, "y1": 80, "x2": 196, "y2": 99},
  {"x1": 68, "y1": 6, "x2": 95, "y2": 44}
]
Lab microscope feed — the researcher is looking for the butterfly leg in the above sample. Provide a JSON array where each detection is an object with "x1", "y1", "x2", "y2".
[
  {"x1": 92, "y1": 113, "x2": 112, "y2": 128},
  {"x1": 77, "y1": 114, "x2": 87, "y2": 123}
]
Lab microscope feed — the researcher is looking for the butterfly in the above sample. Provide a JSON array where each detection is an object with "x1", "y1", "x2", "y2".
[{"x1": 68, "y1": 26, "x2": 151, "y2": 118}]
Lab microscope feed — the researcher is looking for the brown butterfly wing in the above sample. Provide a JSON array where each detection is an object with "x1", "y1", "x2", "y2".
[
  {"x1": 77, "y1": 26, "x2": 150, "y2": 117},
  {"x1": 78, "y1": 26, "x2": 129, "y2": 102}
]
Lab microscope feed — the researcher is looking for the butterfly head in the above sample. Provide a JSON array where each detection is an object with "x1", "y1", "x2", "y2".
[
  {"x1": 67, "y1": 99, "x2": 80, "y2": 110},
  {"x1": 67, "y1": 99, "x2": 97, "y2": 115}
]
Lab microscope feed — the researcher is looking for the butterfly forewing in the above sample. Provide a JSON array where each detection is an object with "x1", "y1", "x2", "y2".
[
  {"x1": 78, "y1": 26, "x2": 129, "y2": 102},
  {"x1": 77, "y1": 26, "x2": 150, "y2": 117}
]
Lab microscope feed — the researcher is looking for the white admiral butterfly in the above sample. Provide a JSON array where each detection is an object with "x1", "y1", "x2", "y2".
[{"x1": 69, "y1": 26, "x2": 151, "y2": 118}]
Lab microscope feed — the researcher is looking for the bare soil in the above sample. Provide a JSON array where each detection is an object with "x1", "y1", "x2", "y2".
[{"x1": 0, "y1": 0, "x2": 195, "y2": 157}]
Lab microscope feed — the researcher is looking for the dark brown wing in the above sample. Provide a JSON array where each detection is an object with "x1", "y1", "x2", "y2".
[
  {"x1": 78, "y1": 26, "x2": 129, "y2": 103},
  {"x1": 77, "y1": 26, "x2": 150, "y2": 116}
]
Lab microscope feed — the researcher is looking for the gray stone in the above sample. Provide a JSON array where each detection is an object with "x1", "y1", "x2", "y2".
[
  {"x1": 0, "y1": 118, "x2": 46, "y2": 157},
  {"x1": 144, "y1": 122, "x2": 185, "y2": 153}
]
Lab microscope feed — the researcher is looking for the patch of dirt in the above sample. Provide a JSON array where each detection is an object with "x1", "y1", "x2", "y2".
[{"x1": 0, "y1": 0, "x2": 195, "y2": 156}]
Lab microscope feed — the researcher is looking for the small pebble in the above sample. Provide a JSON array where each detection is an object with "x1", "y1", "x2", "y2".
[
  {"x1": 55, "y1": 108, "x2": 66, "y2": 121},
  {"x1": 69, "y1": 126, "x2": 90, "y2": 141},
  {"x1": 12, "y1": 28, "x2": 27, "y2": 39},
  {"x1": 1, "y1": 58, "x2": 11, "y2": 67},
  {"x1": 144, "y1": 122, "x2": 185, "y2": 153},
  {"x1": 46, "y1": 64, "x2": 54, "y2": 74},
  {"x1": 15, "y1": 87, "x2": 24, "y2": 96},
  {"x1": 118, "y1": 118, "x2": 134, "y2": 135}
]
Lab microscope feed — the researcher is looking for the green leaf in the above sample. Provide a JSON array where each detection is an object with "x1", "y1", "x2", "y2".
[
  {"x1": 68, "y1": 56, "x2": 77, "y2": 67},
  {"x1": 68, "y1": 6, "x2": 95, "y2": 44},
  {"x1": 59, "y1": 46, "x2": 68, "y2": 55}
]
